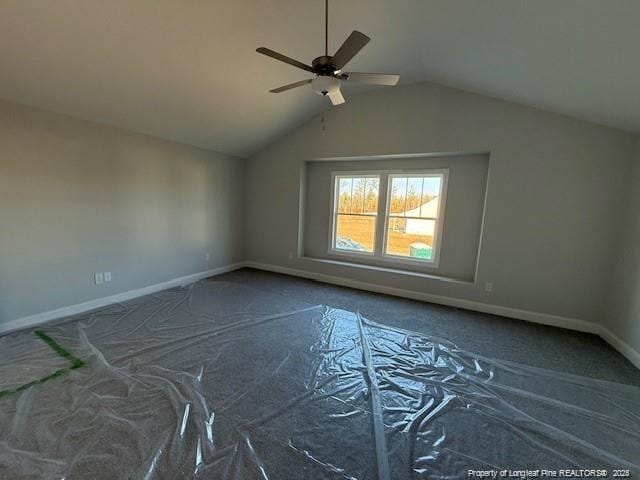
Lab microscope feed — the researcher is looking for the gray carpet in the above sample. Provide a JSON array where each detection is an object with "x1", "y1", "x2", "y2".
[
  {"x1": 0, "y1": 268, "x2": 638, "y2": 479},
  {"x1": 219, "y1": 268, "x2": 640, "y2": 386}
]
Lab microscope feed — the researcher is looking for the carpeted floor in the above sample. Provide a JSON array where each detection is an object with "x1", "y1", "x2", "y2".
[
  {"x1": 1, "y1": 268, "x2": 638, "y2": 479},
  {"x1": 219, "y1": 268, "x2": 640, "y2": 386}
]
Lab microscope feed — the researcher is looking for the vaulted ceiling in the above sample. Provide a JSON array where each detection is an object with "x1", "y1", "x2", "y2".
[{"x1": 1, "y1": 1, "x2": 638, "y2": 158}]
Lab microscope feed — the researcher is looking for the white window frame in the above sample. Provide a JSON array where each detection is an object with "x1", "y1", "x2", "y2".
[
  {"x1": 382, "y1": 170, "x2": 449, "y2": 268},
  {"x1": 329, "y1": 172, "x2": 380, "y2": 257},
  {"x1": 328, "y1": 169, "x2": 449, "y2": 268}
]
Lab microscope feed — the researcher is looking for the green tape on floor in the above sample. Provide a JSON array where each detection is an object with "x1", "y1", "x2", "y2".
[
  {"x1": 0, "y1": 330, "x2": 86, "y2": 400},
  {"x1": 34, "y1": 330, "x2": 86, "y2": 370}
]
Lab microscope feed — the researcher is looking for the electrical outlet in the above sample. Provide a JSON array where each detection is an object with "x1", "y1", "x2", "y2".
[
  {"x1": 288, "y1": 251, "x2": 294, "y2": 260},
  {"x1": 205, "y1": 253, "x2": 211, "y2": 261},
  {"x1": 484, "y1": 282, "x2": 493, "y2": 292},
  {"x1": 95, "y1": 273, "x2": 104, "y2": 285},
  {"x1": 104, "y1": 272, "x2": 112, "y2": 283}
]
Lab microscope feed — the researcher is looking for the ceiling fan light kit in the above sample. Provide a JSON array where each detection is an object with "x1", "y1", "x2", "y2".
[
  {"x1": 312, "y1": 76, "x2": 339, "y2": 95},
  {"x1": 256, "y1": 0, "x2": 400, "y2": 106}
]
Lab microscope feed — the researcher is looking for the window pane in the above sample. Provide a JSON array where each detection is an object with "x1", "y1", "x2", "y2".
[
  {"x1": 335, "y1": 214, "x2": 375, "y2": 253},
  {"x1": 385, "y1": 218, "x2": 436, "y2": 260},
  {"x1": 419, "y1": 177, "x2": 442, "y2": 218},
  {"x1": 337, "y1": 178, "x2": 353, "y2": 213},
  {"x1": 390, "y1": 175, "x2": 443, "y2": 218},
  {"x1": 336, "y1": 176, "x2": 380, "y2": 214},
  {"x1": 364, "y1": 177, "x2": 379, "y2": 214},
  {"x1": 352, "y1": 177, "x2": 366, "y2": 213},
  {"x1": 406, "y1": 177, "x2": 423, "y2": 212},
  {"x1": 389, "y1": 177, "x2": 408, "y2": 214}
]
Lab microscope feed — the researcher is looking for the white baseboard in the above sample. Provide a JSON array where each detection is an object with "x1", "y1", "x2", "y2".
[
  {"x1": 0, "y1": 262, "x2": 245, "y2": 336},
  {"x1": 245, "y1": 261, "x2": 640, "y2": 370},
  {"x1": 598, "y1": 327, "x2": 640, "y2": 370},
  {"x1": 244, "y1": 261, "x2": 598, "y2": 332},
  {"x1": 4, "y1": 259, "x2": 639, "y2": 371}
]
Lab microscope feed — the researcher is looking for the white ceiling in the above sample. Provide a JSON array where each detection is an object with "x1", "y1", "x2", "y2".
[{"x1": 1, "y1": 1, "x2": 639, "y2": 158}]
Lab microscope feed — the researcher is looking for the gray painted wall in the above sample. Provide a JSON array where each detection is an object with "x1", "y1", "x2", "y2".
[
  {"x1": 0, "y1": 99, "x2": 244, "y2": 323},
  {"x1": 303, "y1": 154, "x2": 489, "y2": 281},
  {"x1": 1, "y1": 81, "x2": 638, "y2": 356},
  {"x1": 607, "y1": 139, "x2": 640, "y2": 353},
  {"x1": 245, "y1": 81, "x2": 636, "y2": 324}
]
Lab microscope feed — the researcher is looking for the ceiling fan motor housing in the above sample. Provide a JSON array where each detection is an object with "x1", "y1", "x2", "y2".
[
  {"x1": 312, "y1": 55, "x2": 336, "y2": 75},
  {"x1": 312, "y1": 76, "x2": 340, "y2": 96}
]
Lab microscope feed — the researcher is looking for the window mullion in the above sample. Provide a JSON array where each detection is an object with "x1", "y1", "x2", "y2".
[{"x1": 374, "y1": 174, "x2": 388, "y2": 258}]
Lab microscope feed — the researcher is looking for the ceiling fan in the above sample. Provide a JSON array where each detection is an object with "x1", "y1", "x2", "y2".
[{"x1": 256, "y1": 0, "x2": 400, "y2": 106}]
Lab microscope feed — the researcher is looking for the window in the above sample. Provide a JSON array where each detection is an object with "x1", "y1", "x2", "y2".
[
  {"x1": 331, "y1": 175, "x2": 380, "y2": 254},
  {"x1": 384, "y1": 174, "x2": 444, "y2": 262},
  {"x1": 330, "y1": 170, "x2": 448, "y2": 266}
]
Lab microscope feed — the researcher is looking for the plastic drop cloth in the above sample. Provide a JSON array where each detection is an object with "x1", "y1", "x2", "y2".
[{"x1": 0, "y1": 279, "x2": 638, "y2": 479}]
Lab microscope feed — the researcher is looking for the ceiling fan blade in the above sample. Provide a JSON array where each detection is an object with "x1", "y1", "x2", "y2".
[
  {"x1": 328, "y1": 88, "x2": 345, "y2": 106},
  {"x1": 331, "y1": 31, "x2": 370, "y2": 70},
  {"x1": 269, "y1": 79, "x2": 312, "y2": 93},
  {"x1": 341, "y1": 72, "x2": 400, "y2": 86},
  {"x1": 256, "y1": 47, "x2": 315, "y2": 73}
]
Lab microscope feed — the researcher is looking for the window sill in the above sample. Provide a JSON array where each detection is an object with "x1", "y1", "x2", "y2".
[{"x1": 300, "y1": 256, "x2": 474, "y2": 284}]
